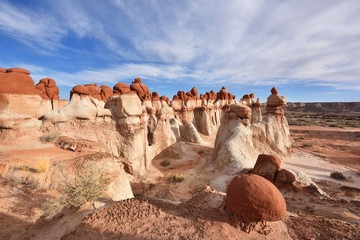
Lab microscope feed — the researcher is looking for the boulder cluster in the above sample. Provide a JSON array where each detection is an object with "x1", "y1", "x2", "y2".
[
  {"x1": 226, "y1": 154, "x2": 289, "y2": 223},
  {"x1": 251, "y1": 154, "x2": 294, "y2": 188}
]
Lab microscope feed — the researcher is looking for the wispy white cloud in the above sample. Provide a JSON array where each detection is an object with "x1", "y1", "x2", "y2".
[
  {"x1": 0, "y1": 1, "x2": 66, "y2": 50},
  {"x1": 1, "y1": 0, "x2": 360, "y2": 95}
]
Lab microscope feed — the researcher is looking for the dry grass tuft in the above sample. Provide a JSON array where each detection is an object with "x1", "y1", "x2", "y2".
[
  {"x1": 167, "y1": 173, "x2": 185, "y2": 183},
  {"x1": 160, "y1": 160, "x2": 170, "y2": 167},
  {"x1": 33, "y1": 159, "x2": 50, "y2": 173},
  {"x1": 42, "y1": 163, "x2": 109, "y2": 219}
]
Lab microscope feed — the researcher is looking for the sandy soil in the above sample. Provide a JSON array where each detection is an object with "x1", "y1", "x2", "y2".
[
  {"x1": 290, "y1": 125, "x2": 360, "y2": 170},
  {"x1": 0, "y1": 125, "x2": 359, "y2": 239}
]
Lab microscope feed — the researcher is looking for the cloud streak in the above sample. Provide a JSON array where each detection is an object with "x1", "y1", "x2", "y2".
[{"x1": 0, "y1": 0, "x2": 360, "y2": 97}]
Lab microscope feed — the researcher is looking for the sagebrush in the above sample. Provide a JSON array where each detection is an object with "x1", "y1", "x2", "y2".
[
  {"x1": 167, "y1": 173, "x2": 184, "y2": 183},
  {"x1": 42, "y1": 163, "x2": 109, "y2": 219},
  {"x1": 33, "y1": 159, "x2": 50, "y2": 173}
]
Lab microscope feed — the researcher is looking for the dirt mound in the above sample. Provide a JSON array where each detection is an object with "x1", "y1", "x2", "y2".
[{"x1": 62, "y1": 198, "x2": 213, "y2": 240}]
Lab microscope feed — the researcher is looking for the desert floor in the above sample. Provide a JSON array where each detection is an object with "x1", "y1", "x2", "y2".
[{"x1": 0, "y1": 122, "x2": 359, "y2": 239}]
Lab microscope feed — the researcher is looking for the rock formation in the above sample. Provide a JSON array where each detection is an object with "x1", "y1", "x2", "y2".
[
  {"x1": 0, "y1": 68, "x2": 65, "y2": 130},
  {"x1": 0, "y1": 67, "x2": 38, "y2": 95},
  {"x1": 266, "y1": 87, "x2": 286, "y2": 115},
  {"x1": 43, "y1": 88, "x2": 111, "y2": 122},
  {"x1": 252, "y1": 154, "x2": 281, "y2": 182},
  {"x1": 250, "y1": 154, "x2": 328, "y2": 197},
  {"x1": 113, "y1": 82, "x2": 131, "y2": 95},
  {"x1": 130, "y1": 78, "x2": 151, "y2": 101},
  {"x1": 70, "y1": 84, "x2": 112, "y2": 101},
  {"x1": 172, "y1": 86, "x2": 237, "y2": 137},
  {"x1": 35, "y1": 78, "x2": 60, "y2": 101},
  {"x1": 1, "y1": 69, "x2": 293, "y2": 181},
  {"x1": 251, "y1": 98, "x2": 262, "y2": 123},
  {"x1": 213, "y1": 87, "x2": 291, "y2": 173},
  {"x1": 179, "y1": 123, "x2": 204, "y2": 144},
  {"x1": 226, "y1": 174, "x2": 286, "y2": 222}
]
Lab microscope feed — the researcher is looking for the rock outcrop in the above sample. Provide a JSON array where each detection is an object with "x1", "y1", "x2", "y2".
[
  {"x1": 251, "y1": 98, "x2": 262, "y2": 123},
  {"x1": 113, "y1": 82, "x2": 131, "y2": 95},
  {"x1": 226, "y1": 174, "x2": 286, "y2": 222},
  {"x1": 266, "y1": 87, "x2": 286, "y2": 115},
  {"x1": 1, "y1": 68, "x2": 294, "y2": 182},
  {"x1": 35, "y1": 78, "x2": 60, "y2": 101},
  {"x1": 250, "y1": 154, "x2": 328, "y2": 197},
  {"x1": 71, "y1": 84, "x2": 113, "y2": 101},
  {"x1": 179, "y1": 123, "x2": 204, "y2": 144},
  {"x1": 0, "y1": 68, "x2": 38, "y2": 95},
  {"x1": 0, "y1": 68, "x2": 65, "y2": 129},
  {"x1": 43, "y1": 93, "x2": 111, "y2": 122},
  {"x1": 213, "y1": 87, "x2": 291, "y2": 173},
  {"x1": 252, "y1": 154, "x2": 281, "y2": 182},
  {"x1": 130, "y1": 78, "x2": 151, "y2": 101}
]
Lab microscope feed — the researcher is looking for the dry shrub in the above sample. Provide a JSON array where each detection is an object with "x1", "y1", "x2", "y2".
[
  {"x1": 167, "y1": 173, "x2": 185, "y2": 183},
  {"x1": 330, "y1": 172, "x2": 346, "y2": 180},
  {"x1": 42, "y1": 163, "x2": 109, "y2": 219},
  {"x1": 33, "y1": 159, "x2": 50, "y2": 173},
  {"x1": 3, "y1": 167, "x2": 39, "y2": 189},
  {"x1": 160, "y1": 160, "x2": 170, "y2": 167},
  {"x1": 39, "y1": 133, "x2": 59, "y2": 143}
]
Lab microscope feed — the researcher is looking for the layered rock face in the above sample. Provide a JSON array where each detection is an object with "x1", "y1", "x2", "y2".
[
  {"x1": 213, "y1": 88, "x2": 291, "y2": 173},
  {"x1": 41, "y1": 78, "x2": 182, "y2": 177},
  {"x1": 1, "y1": 69, "x2": 292, "y2": 181},
  {"x1": 0, "y1": 68, "x2": 65, "y2": 129}
]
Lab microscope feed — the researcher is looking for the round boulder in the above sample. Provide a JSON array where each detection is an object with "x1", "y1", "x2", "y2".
[
  {"x1": 226, "y1": 174, "x2": 286, "y2": 222},
  {"x1": 252, "y1": 154, "x2": 281, "y2": 182}
]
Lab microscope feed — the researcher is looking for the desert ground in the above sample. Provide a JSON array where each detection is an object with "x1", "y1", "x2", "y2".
[{"x1": 0, "y1": 109, "x2": 359, "y2": 240}]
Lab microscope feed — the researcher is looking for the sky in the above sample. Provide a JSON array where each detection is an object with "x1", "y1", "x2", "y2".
[{"x1": 1, "y1": 0, "x2": 360, "y2": 102}]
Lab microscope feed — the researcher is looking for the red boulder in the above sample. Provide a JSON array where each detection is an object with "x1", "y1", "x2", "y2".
[
  {"x1": 226, "y1": 174, "x2": 286, "y2": 222},
  {"x1": 252, "y1": 154, "x2": 282, "y2": 182}
]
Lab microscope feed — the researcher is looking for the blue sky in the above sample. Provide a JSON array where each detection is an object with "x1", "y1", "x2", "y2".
[{"x1": 1, "y1": 0, "x2": 360, "y2": 102}]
